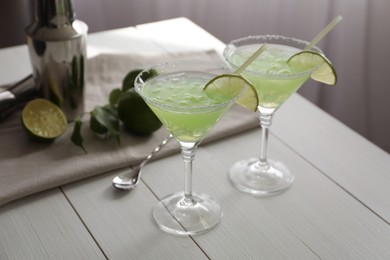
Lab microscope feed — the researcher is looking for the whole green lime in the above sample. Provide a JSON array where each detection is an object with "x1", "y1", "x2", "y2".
[
  {"x1": 122, "y1": 69, "x2": 143, "y2": 92},
  {"x1": 122, "y1": 69, "x2": 157, "y2": 91},
  {"x1": 117, "y1": 89, "x2": 162, "y2": 135}
]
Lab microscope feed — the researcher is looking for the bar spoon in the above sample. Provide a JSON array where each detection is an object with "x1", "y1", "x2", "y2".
[{"x1": 112, "y1": 134, "x2": 173, "y2": 190}]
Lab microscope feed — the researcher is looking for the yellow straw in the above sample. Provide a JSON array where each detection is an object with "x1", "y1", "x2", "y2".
[
  {"x1": 304, "y1": 15, "x2": 343, "y2": 50},
  {"x1": 234, "y1": 43, "x2": 268, "y2": 74},
  {"x1": 232, "y1": 15, "x2": 342, "y2": 74}
]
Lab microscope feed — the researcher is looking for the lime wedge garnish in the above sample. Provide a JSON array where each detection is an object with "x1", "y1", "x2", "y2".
[
  {"x1": 203, "y1": 74, "x2": 258, "y2": 111},
  {"x1": 287, "y1": 50, "x2": 337, "y2": 85},
  {"x1": 22, "y1": 98, "x2": 68, "y2": 141}
]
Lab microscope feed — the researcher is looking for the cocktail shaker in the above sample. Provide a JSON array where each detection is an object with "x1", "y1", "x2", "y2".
[{"x1": 25, "y1": 0, "x2": 88, "y2": 121}]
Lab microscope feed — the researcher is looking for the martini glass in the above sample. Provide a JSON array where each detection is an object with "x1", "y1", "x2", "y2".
[
  {"x1": 224, "y1": 35, "x2": 321, "y2": 195},
  {"x1": 135, "y1": 60, "x2": 240, "y2": 235}
]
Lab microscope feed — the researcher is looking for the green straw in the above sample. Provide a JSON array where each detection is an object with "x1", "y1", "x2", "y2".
[{"x1": 304, "y1": 15, "x2": 343, "y2": 50}]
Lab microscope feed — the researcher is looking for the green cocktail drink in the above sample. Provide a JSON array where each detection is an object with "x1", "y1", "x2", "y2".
[
  {"x1": 135, "y1": 60, "x2": 242, "y2": 236},
  {"x1": 141, "y1": 71, "x2": 231, "y2": 143},
  {"x1": 230, "y1": 44, "x2": 310, "y2": 111},
  {"x1": 224, "y1": 35, "x2": 322, "y2": 195}
]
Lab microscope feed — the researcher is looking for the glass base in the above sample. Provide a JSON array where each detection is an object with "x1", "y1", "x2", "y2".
[
  {"x1": 229, "y1": 158, "x2": 294, "y2": 196},
  {"x1": 153, "y1": 192, "x2": 222, "y2": 236}
]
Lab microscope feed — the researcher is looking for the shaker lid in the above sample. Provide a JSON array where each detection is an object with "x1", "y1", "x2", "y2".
[{"x1": 33, "y1": 0, "x2": 75, "y2": 27}]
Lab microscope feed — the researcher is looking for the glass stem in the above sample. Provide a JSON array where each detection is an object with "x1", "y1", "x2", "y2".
[
  {"x1": 180, "y1": 142, "x2": 197, "y2": 206},
  {"x1": 259, "y1": 113, "x2": 273, "y2": 169}
]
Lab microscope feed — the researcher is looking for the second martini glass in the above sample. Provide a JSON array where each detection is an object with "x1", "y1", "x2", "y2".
[
  {"x1": 224, "y1": 35, "x2": 322, "y2": 195},
  {"x1": 135, "y1": 60, "x2": 241, "y2": 235}
]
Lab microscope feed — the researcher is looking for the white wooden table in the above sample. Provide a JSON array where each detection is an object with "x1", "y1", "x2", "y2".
[{"x1": 1, "y1": 17, "x2": 390, "y2": 260}]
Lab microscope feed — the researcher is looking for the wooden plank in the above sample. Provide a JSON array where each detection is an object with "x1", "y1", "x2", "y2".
[
  {"x1": 0, "y1": 46, "x2": 31, "y2": 85},
  {"x1": 136, "y1": 17, "x2": 226, "y2": 55},
  {"x1": 273, "y1": 94, "x2": 390, "y2": 222},
  {"x1": 140, "y1": 145, "x2": 317, "y2": 259},
  {"x1": 195, "y1": 131, "x2": 390, "y2": 259},
  {"x1": 142, "y1": 126, "x2": 390, "y2": 259},
  {"x1": 87, "y1": 26, "x2": 167, "y2": 57},
  {"x1": 61, "y1": 171, "x2": 208, "y2": 259},
  {"x1": 0, "y1": 189, "x2": 105, "y2": 260}
]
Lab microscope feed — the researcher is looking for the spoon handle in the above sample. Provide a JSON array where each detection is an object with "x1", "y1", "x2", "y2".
[{"x1": 140, "y1": 134, "x2": 173, "y2": 167}]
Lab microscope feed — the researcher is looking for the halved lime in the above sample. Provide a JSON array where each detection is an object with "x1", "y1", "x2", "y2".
[
  {"x1": 22, "y1": 98, "x2": 68, "y2": 141},
  {"x1": 203, "y1": 74, "x2": 258, "y2": 111},
  {"x1": 287, "y1": 50, "x2": 337, "y2": 85}
]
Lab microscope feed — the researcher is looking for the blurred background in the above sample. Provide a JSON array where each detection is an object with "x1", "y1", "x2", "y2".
[{"x1": 0, "y1": 0, "x2": 389, "y2": 154}]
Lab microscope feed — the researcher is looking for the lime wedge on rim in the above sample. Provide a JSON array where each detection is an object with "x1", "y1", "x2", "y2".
[
  {"x1": 287, "y1": 50, "x2": 337, "y2": 85},
  {"x1": 22, "y1": 98, "x2": 68, "y2": 141},
  {"x1": 203, "y1": 74, "x2": 258, "y2": 111}
]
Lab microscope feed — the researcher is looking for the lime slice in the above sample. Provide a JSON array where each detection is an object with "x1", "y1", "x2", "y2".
[
  {"x1": 22, "y1": 98, "x2": 68, "y2": 141},
  {"x1": 287, "y1": 50, "x2": 337, "y2": 85},
  {"x1": 203, "y1": 74, "x2": 258, "y2": 111}
]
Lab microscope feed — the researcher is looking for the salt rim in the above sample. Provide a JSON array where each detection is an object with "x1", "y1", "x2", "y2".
[{"x1": 134, "y1": 60, "x2": 244, "y2": 112}]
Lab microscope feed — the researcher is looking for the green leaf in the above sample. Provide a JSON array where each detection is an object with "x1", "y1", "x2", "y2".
[
  {"x1": 93, "y1": 106, "x2": 121, "y2": 144},
  {"x1": 71, "y1": 117, "x2": 87, "y2": 153},
  {"x1": 109, "y1": 88, "x2": 122, "y2": 106},
  {"x1": 103, "y1": 104, "x2": 118, "y2": 117}
]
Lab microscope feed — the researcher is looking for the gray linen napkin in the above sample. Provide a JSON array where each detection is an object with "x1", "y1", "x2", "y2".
[{"x1": 0, "y1": 51, "x2": 259, "y2": 206}]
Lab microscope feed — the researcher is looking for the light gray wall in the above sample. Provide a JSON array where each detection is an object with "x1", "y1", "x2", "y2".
[{"x1": 1, "y1": 0, "x2": 389, "y2": 154}]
